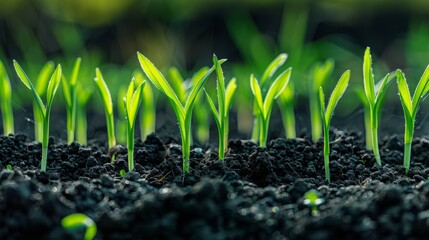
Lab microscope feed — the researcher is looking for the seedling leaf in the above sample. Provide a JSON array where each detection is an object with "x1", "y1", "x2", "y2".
[
  {"x1": 261, "y1": 53, "x2": 288, "y2": 86},
  {"x1": 325, "y1": 70, "x2": 350, "y2": 123}
]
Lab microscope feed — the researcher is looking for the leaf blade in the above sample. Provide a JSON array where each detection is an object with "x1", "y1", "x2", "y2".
[
  {"x1": 325, "y1": 70, "x2": 350, "y2": 123},
  {"x1": 261, "y1": 53, "x2": 288, "y2": 86},
  {"x1": 262, "y1": 67, "x2": 292, "y2": 118}
]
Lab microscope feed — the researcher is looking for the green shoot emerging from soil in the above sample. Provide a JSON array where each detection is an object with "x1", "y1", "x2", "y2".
[
  {"x1": 134, "y1": 71, "x2": 156, "y2": 141},
  {"x1": 94, "y1": 68, "x2": 116, "y2": 152},
  {"x1": 14, "y1": 60, "x2": 62, "y2": 172},
  {"x1": 309, "y1": 59, "x2": 334, "y2": 142},
  {"x1": 6, "y1": 164, "x2": 12, "y2": 171},
  {"x1": 0, "y1": 59, "x2": 14, "y2": 135},
  {"x1": 277, "y1": 81, "x2": 296, "y2": 139},
  {"x1": 205, "y1": 55, "x2": 237, "y2": 160},
  {"x1": 319, "y1": 70, "x2": 350, "y2": 182},
  {"x1": 138, "y1": 52, "x2": 215, "y2": 173},
  {"x1": 362, "y1": 47, "x2": 394, "y2": 165},
  {"x1": 250, "y1": 66, "x2": 292, "y2": 147},
  {"x1": 34, "y1": 61, "x2": 55, "y2": 142},
  {"x1": 303, "y1": 190, "x2": 324, "y2": 216},
  {"x1": 396, "y1": 66, "x2": 429, "y2": 173},
  {"x1": 123, "y1": 78, "x2": 145, "y2": 171},
  {"x1": 62, "y1": 57, "x2": 81, "y2": 144},
  {"x1": 251, "y1": 54, "x2": 288, "y2": 142},
  {"x1": 62, "y1": 213, "x2": 97, "y2": 240}
]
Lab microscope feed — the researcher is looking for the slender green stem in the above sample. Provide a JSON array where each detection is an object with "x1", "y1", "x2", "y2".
[
  {"x1": 323, "y1": 126, "x2": 330, "y2": 182},
  {"x1": 251, "y1": 116, "x2": 261, "y2": 142},
  {"x1": 76, "y1": 103, "x2": 87, "y2": 145},
  {"x1": 363, "y1": 105, "x2": 372, "y2": 150},
  {"x1": 127, "y1": 123, "x2": 135, "y2": 172},
  {"x1": 224, "y1": 113, "x2": 230, "y2": 149},
  {"x1": 404, "y1": 142, "x2": 412, "y2": 174},
  {"x1": 1, "y1": 99, "x2": 14, "y2": 135},
  {"x1": 181, "y1": 118, "x2": 192, "y2": 173},
  {"x1": 310, "y1": 92, "x2": 322, "y2": 142},
  {"x1": 404, "y1": 120, "x2": 414, "y2": 174},
  {"x1": 66, "y1": 105, "x2": 76, "y2": 144},
  {"x1": 34, "y1": 103, "x2": 43, "y2": 142},
  {"x1": 282, "y1": 101, "x2": 296, "y2": 139},
  {"x1": 372, "y1": 126, "x2": 381, "y2": 165},
  {"x1": 41, "y1": 114, "x2": 50, "y2": 172},
  {"x1": 219, "y1": 120, "x2": 225, "y2": 160},
  {"x1": 370, "y1": 108, "x2": 381, "y2": 165},
  {"x1": 106, "y1": 112, "x2": 116, "y2": 149},
  {"x1": 182, "y1": 135, "x2": 190, "y2": 173},
  {"x1": 260, "y1": 117, "x2": 268, "y2": 147}
]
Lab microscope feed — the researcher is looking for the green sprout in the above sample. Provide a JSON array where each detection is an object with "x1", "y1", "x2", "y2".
[
  {"x1": 309, "y1": 59, "x2": 334, "y2": 142},
  {"x1": 251, "y1": 53, "x2": 288, "y2": 142},
  {"x1": 123, "y1": 78, "x2": 145, "y2": 171},
  {"x1": 94, "y1": 68, "x2": 116, "y2": 152},
  {"x1": 396, "y1": 66, "x2": 429, "y2": 173},
  {"x1": 277, "y1": 81, "x2": 296, "y2": 139},
  {"x1": 61, "y1": 213, "x2": 97, "y2": 240},
  {"x1": 361, "y1": 47, "x2": 394, "y2": 165},
  {"x1": 14, "y1": 60, "x2": 62, "y2": 172},
  {"x1": 303, "y1": 190, "x2": 325, "y2": 216},
  {"x1": 0, "y1": 59, "x2": 14, "y2": 135},
  {"x1": 134, "y1": 71, "x2": 156, "y2": 141},
  {"x1": 205, "y1": 55, "x2": 237, "y2": 160},
  {"x1": 34, "y1": 61, "x2": 55, "y2": 142},
  {"x1": 319, "y1": 70, "x2": 350, "y2": 182},
  {"x1": 119, "y1": 169, "x2": 126, "y2": 177},
  {"x1": 250, "y1": 66, "x2": 292, "y2": 147},
  {"x1": 137, "y1": 52, "x2": 214, "y2": 173},
  {"x1": 6, "y1": 164, "x2": 12, "y2": 171},
  {"x1": 356, "y1": 88, "x2": 373, "y2": 150},
  {"x1": 62, "y1": 58, "x2": 82, "y2": 144}
]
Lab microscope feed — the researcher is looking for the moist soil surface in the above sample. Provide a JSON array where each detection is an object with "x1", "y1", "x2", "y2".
[{"x1": 2, "y1": 122, "x2": 429, "y2": 240}]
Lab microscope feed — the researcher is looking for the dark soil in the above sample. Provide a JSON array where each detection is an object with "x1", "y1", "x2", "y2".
[{"x1": 2, "y1": 121, "x2": 429, "y2": 239}]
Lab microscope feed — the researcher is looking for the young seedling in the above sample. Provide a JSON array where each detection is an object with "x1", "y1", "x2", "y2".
[
  {"x1": 356, "y1": 88, "x2": 373, "y2": 150},
  {"x1": 309, "y1": 59, "x2": 334, "y2": 142},
  {"x1": 123, "y1": 78, "x2": 145, "y2": 171},
  {"x1": 251, "y1": 53, "x2": 288, "y2": 142},
  {"x1": 62, "y1": 213, "x2": 97, "y2": 240},
  {"x1": 397, "y1": 66, "x2": 429, "y2": 173},
  {"x1": 0, "y1": 59, "x2": 14, "y2": 135},
  {"x1": 62, "y1": 57, "x2": 82, "y2": 144},
  {"x1": 34, "y1": 61, "x2": 55, "y2": 142},
  {"x1": 14, "y1": 60, "x2": 62, "y2": 172},
  {"x1": 169, "y1": 66, "x2": 211, "y2": 144},
  {"x1": 119, "y1": 169, "x2": 126, "y2": 177},
  {"x1": 205, "y1": 55, "x2": 237, "y2": 160},
  {"x1": 134, "y1": 72, "x2": 156, "y2": 141},
  {"x1": 319, "y1": 70, "x2": 350, "y2": 182},
  {"x1": 362, "y1": 47, "x2": 394, "y2": 165},
  {"x1": 303, "y1": 190, "x2": 325, "y2": 216},
  {"x1": 250, "y1": 66, "x2": 292, "y2": 147},
  {"x1": 137, "y1": 52, "x2": 215, "y2": 173},
  {"x1": 277, "y1": 81, "x2": 296, "y2": 139},
  {"x1": 6, "y1": 164, "x2": 12, "y2": 171},
  {"x1": 94, "y1": 68, "x2": 116, "y2": 153}
]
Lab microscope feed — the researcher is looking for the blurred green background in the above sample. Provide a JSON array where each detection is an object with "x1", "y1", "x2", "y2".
[{"x1": 2, "y1": 0, "x2": 429, "y2": 139}]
